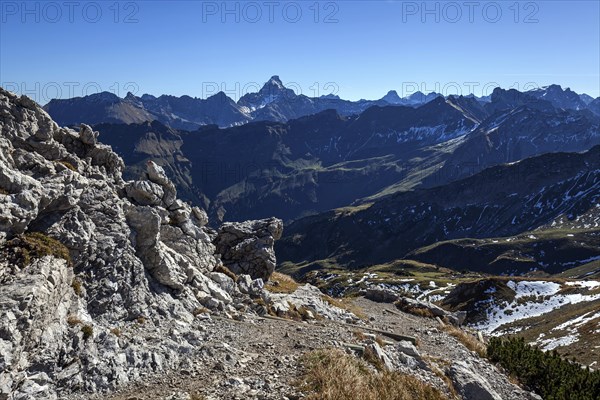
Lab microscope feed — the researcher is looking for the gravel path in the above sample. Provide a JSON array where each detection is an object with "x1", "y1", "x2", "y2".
[{"x1": 77, "y1": 298, "x2": 536, "y2": 400}]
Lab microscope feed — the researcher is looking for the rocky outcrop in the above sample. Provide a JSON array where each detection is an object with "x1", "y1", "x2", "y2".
[
  {"x1": 365, "y1": 287, "x2": 400, "y2": 303},
  {"x1": 268, "y1": 284, "x2": 358, "y2": 322},
  {"x1": 0, "y1": 88, "x2": 292, "y2": 399},
  {"x1": 214, "y1": 218, "x2": 283, "y2": 281},
  {"x1": 396, "y1": 297, "x2": 467, "y2": 326}
]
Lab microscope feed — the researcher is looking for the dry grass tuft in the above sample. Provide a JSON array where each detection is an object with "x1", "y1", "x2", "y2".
[
  {"x1": 192, "y1": 306, "x2": 210, "y2": 316},
  {"x1": 110, "y1": 327, "x2": 122, "y2": 337},
  {"x1": 67, "y1": 315, "x2": 82, "y2": 326},
  {"x1": 3, "y1": 232, "x2": 72, "y2": 268},
  {"x1": 0, "y1": 188, "x2": 8, "y2": 195},
  {"x1": 214, "y1": 264, "x2": 238, "y2": 281},
  {"x1": 395, "y1": 302, "x2": 437, "y2": 319},
  {"x1": 287, "y1": 304, "x2": 319, "y2": 321},
  {"x1": 353, "y1": 330, "x2": 367, "y2": 341},
  {"x1": 265, "y1": 271, "x2": 300, "y2": 294},
  {"x1": 190, "y1": 392, "x2": 207, "y2": 400},
  {"x1": 442, "y1": 325, "x2": 486, "y2": 358},
  {"x1": 322, "y1": 295, "x2": 367, "y2": 320},
  {"x1": 57, "y1": 160, "x2": 77, "y2": 172},
  {"x1": 374, "y1": 335, "x2": 387, "y2": 347},
  {"x1": 362, "y1": 346, "x2": 385, "y2": 371},
  {"x1": 297, "y1": 349, "x2": 448, "y2": 400},
  {"x1": 71, "y1": 278, "x2": 83, "y2": 297},
  {"x1": 429, "y1": 362, "x2": 459, "y2": 398}
]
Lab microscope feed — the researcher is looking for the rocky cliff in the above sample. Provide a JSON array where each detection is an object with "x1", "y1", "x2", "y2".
[{"x1": 0, "y1": 88, "x2": 288, "y2": 399}]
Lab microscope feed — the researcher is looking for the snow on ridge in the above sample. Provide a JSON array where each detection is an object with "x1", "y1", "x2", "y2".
[
  {"x1": 537, "y1": 333, "x2": 579, "y2": 351},
  {"x1": 506, "y1": 280, "x2": 560, "y2": 298},
  {"x1": 553, "y1": 310, "x2": 600, "y2": 331},
  {"x1": 474, "y1": 280, "x2": 600, "y2": 335}
]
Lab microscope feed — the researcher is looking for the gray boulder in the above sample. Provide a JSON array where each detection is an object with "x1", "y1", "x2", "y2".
[
  {"x1": 79, "y1": 124, "x2": 98, "y2": 145},
  {"x1": 214, "y1": 217, "x2": 283, "y2": 280},
  {"x1": 448, "y1": 361, "x2": 503, "y2": 400},
  {"x1": 365, "y1": 287, "x2": 400, "y2": 303}
]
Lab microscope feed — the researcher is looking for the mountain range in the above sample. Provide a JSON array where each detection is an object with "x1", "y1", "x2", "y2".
[
  {"x1": 43, "y1": 77, "x2": 600, "y2": 130},
  {"x1": 35, "y1": 79, "x2": 600, "y2": 277},
  {"x1": 43, "y1": 76, "x2": 449, "y2": 129},
  {"x1": 277, "y1": 145, "x2": 600, "y2": 274},
  {"x1": 69, "y1": 85, "x2": 598, "y2": 224}
]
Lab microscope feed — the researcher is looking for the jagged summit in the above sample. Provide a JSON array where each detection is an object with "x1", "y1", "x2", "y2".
[
  {"x1": 381, "y1": 90, "x2": 402, "y2": 104},
  {"x1": 264, "y1": 75, "x2": 284, "y2": 88}
]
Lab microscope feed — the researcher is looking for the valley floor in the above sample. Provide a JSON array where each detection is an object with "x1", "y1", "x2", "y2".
[{"x1": 80, "y1": 298, "x2": 535, "y2": 400}]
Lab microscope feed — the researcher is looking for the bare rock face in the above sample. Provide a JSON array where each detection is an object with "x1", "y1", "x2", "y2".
[
  {"x1": 214, "y1": 217, "x2": 283, "y2": 281},
  {"x1": 0, "y1": 88, "x2": 286, "y2": 399}
]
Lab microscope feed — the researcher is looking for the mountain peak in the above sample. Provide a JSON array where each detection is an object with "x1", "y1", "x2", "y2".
[
  {"x1": 86, "y1": 91, "x2": 120, "y2": 103},
  {"x1": 382, "y1": 90, "x2": 402, "y2": 104},
  {"x1": 264, "y1": 75, "x2": 284, "y2": 90}
]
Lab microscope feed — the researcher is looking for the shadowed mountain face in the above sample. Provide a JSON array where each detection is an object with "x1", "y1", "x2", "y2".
[
  {"x1": 93, "y1": 96, "x2": 484, "y2": 222},
  {"x1": 93, "y1": 85, "x2": 600, "y2": 225},
  {"x1": 276, "y1": 146, "x2": 600, "y2": 273}
]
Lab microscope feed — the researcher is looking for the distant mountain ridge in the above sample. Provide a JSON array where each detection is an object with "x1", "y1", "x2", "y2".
[
  {"x1": 44, "y1": 76, "x2": 599, "y2": 129},
  {"x1": 89, "y1": 84, "x2": 600, "y2": 224},
  {"x1": 277, "y1": 145, "x2": 600, "y2": 274}
]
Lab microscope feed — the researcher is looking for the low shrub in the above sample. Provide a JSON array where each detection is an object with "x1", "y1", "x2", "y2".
[
  {"x1": 81, "y1": 325, "x2": 93, "y2": 340},
  {"x1": 487, "y1": 337, "x2": 600, "y2": 399}
]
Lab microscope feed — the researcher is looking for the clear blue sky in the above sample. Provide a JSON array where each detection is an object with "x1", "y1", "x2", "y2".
[{"x1": 1, "y1": 1, "x2": 599, "y2": 103}]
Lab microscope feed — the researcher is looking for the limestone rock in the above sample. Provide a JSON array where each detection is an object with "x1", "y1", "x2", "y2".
[
  {"x1": 365, "y1": 341, "x2": 394, "y2": 370},
  {"x1": 448, "y1": 361, "x2": 503, "y2": 400},
  {"x1": 365, "y1": 287, "x2": 400, "y2": 303},
  {"x1": 79, "y1": 124, "x2": 98, "y2": 146},
  {"x1": 214, "y1": 217, "x2": 283, "y2": 280},
  {"x1": 0, "y1": 87, "x2": 282, "y2": 399}
]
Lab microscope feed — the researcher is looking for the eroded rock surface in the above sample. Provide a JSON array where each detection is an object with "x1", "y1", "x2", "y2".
[
  {"x1": 214, "y1": 218, "x2": 283, "y2": 281},
  {"x1": 0, "y1": 88, "x2": 290, "y2": 399}
]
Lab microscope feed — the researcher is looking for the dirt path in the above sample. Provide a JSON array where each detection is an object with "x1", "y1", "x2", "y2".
[{"x1": 73, "y1": 298, "x2": 532, "y2": 400}]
